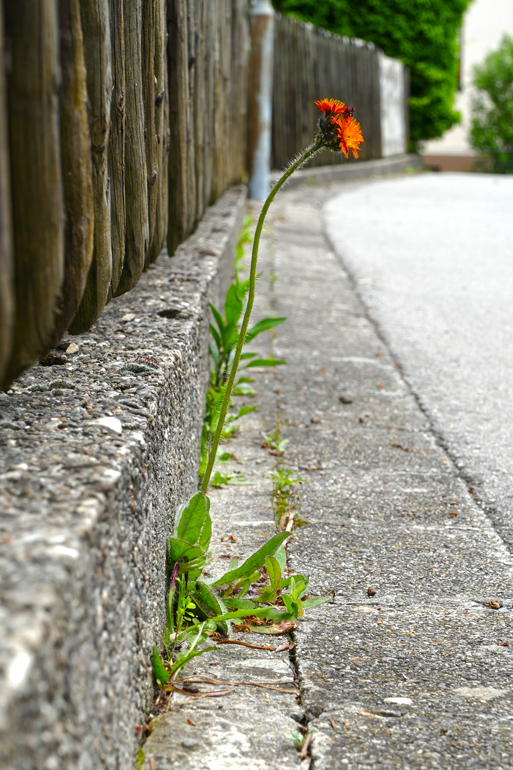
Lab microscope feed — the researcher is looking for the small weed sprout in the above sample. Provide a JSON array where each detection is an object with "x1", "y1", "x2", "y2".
[
  {"x1": 285, "y1": 728, "x2": 305, "y2": 748},
  {"x1": 262, "y1": 428, "x2": 289, "y2": 455},
  {"x1": 267, "y1": 468, "x2": 306, "y2": 530}
]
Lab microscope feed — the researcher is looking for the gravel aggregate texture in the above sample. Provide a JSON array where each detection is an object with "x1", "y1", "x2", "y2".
[
  {"x1": 0, "y1": 186, "x2": 246, "y2": 770},
  {"x1": 144, "y1": 180, "x2": 513, "y2": 769}
]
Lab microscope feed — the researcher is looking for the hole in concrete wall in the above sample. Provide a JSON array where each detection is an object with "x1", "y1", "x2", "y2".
[{"x1": 158, "y1": 309, "x2": 182, "y2": 319}]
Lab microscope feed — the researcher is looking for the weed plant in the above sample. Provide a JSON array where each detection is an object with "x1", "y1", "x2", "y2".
[
  {"x1": 199, "y1": 217, "x2": 286, "y2": 484},
  {"x1": 267, "y1": 467, "x2": 306, "y2": 531},
  {"x1": 152, "y1": 97, "x2": 364, "y2": 688}
]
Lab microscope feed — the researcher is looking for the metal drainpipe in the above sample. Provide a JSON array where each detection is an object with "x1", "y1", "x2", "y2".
[{"x1": 247, "y1": 0, "x2": 275, "y2": 201}]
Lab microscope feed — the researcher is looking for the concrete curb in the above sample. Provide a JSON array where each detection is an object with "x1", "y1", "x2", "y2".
[
  {"x1": 271, "y1": 153, "x2": 422, "y2": 189},
  {"x1": 0, "y1": 186, "x2": 246, "y2": 770}
]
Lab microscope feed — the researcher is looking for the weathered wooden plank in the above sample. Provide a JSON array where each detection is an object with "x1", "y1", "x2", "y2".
[
  {"x1": 69, "y1": 0, "x2": 112, "y2": 333},
  {"x1": 193, "y1": 0, "x2": 206, "y2": 224},
  {"x1": 109, "y1": 0, "x2": 125, "y2": 293},
  {"x1": 114, "y1": 0, "x2": 148, "y2": 295},
  {"x1": 142, "y1": 0, "x2": 157, "y2": 264},
  {"x1": 0, "y1": 6, "x2": 13, "y2": 386},
  {"x1": 51, "y1": 0, "x2": 94, "y2": 345},
  {"x1": 3, "y1": 0, "x2": 64, "y2": 384},
  {"x1": 146, "y1": 0, "x2": 168, "y2": 264},
  {"x1": 203, "y1": 0, "x2": 215, "y2": 207},
  {"x1": 186, "y1": 0, "x2": 197, "y2": 232},
  {"x1": 167, "y1": 0, "x2": 189, "y2": 256}
]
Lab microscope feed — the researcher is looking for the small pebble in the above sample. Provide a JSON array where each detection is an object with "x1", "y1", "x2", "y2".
[
  {"x1": 339, "y1": 395, "x2": 353, "y2": 404},
  {"x1": 182, "y1": 738, "x2": 198, "y2": 749}
]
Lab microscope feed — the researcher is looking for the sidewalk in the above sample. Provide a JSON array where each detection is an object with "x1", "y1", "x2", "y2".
[{"x1": 140, "y1": 179, "x2": 513, "y2": 769}]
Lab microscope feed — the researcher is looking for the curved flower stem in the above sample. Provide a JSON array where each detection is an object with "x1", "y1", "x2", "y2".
[{"x1": 201, "y1": 140, "x2": 322, "y2": 494}]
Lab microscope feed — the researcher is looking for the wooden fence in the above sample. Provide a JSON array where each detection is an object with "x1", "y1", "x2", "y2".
[
  {"x1": 0, "y1": 3, "x2": 407, "y2": 390},
  {"x1": 0, "y1": 0, "x2": 248, "y2": 390},
  {"x1": 272, "y1": 15, "x2": 384, "y2": 169}
]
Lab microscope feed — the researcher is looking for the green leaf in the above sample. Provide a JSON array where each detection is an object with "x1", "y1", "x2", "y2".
[
  {"x1": 167, "y1": 538, "x2": 207, "y2": 581},
  {"x1": 208, "y1": 606, "x2": 280, "y2": 622},
  {"x1": 245, "y1": 317, "x2": 286, "y2": 344},
  {"x1": 211, "y1": 532, "x2": 290, "y2": 587},
  {"x1": 256, "y1": 587, "x2": 277, "y2": 603},
  {"x1": 245, "y1": 358, "x2": 287, "y2": 368},
  {"x1": 265, "y1": 556, "x2": 282, "y2": 591},
  {"x1": 225, "y1": 597, "x2": 254, "y2": 610},
  {"x1": 152, "y1": 646, "x2": 170, "y2": 685},
  {"x1": 282, "y1": 594, "x2": 301, "y2": 618},
  {"x1": 225, "y1": 284, "x2": 243, "y2": 325},
  {"x1": 175, "y1": 492, "x2": 212, "y2": 552},
  {"x1": 224, "y1": 323, "x2": 240, "y2": 352},
  {"x1": 236, "y1": 278, "x2": 250, "y2": 298},
  {"x1": 190, "y1": 581, "x2": 231, "y2": 635},
  {"x1": 302, "y1": 594, "x2": 333, "y2": 609},
  {"x1": 232, "y1": 383, "x2": 256, "y2": 396},
  {"x1": 274, "y1": 546, "x2": 287, "y2": 573},
  {"x1": 210, "y1": 303, "x2": 225, "y2": 333},
  {"x1": 209, "y1": 323, "x2": 221, "y2": 351},
  {"x1": 278, "y1": 573, "x2": 308, "y2": 589},
  {"x1": 240, "y1": 352, "x2": 257, "y2": 361},
  {"x1": 232, "y1": 405, "x2": 257, "y2": 419},
  {"x1": 170, "y1": 645, "x2": 217, "y2": 679},
  {"x1": 209, "y1": 341, "x2": 221, "y2": 369}
]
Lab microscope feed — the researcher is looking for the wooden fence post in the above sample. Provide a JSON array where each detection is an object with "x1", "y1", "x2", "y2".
[
  {"x1": 109, "y1": 0, "x2": 126, "y2": 293},
  {"x1": 69, "y1": 0, "x2": 112, "y2": 333},
  {"x1": 146, "y1": 0, "x2": 168, "y2": 264},
  {"x1": 52, "y1": 0, "x2": 95, "y2": 345},
  {"x1": 167, "y1": 0, "x2": 190, "y2": 256},
  {"x1": 0, "y1": 5, "x2": 13, "y2": 386},
  {"x1": 114, "y1": 0, "x2": 149, "y2": 296},
  {"x1": 3, "y1": 0, "x2": 64, "y2": 384}
]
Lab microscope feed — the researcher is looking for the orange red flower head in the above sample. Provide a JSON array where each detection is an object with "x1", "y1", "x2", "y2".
[
  {"x1": 315, "y1": 98, "x2": 364, "y2": 159},
  {"x1": 315, "y1": 98, "x2": 347, "y2": 117}
]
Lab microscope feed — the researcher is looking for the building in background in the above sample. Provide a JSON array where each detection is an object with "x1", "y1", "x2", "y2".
[{"x1": 423, "y1": 0, "x2": 513, "y2": 172}]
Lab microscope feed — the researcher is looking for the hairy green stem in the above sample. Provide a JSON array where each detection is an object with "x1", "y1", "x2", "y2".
[{"x1": 201, "y1": 141, "x2": 321, "y2": 493}]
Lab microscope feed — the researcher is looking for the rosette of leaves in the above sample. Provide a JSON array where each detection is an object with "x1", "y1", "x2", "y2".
[{"x1": 152, "y1": 492, "x2": 331, "y2": 685}]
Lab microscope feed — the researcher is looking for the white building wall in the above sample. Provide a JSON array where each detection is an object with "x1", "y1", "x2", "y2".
[
  {"x1": 424, "y1": 0, "x2": 513, "y2": 157},
  {"x1": 379, "y1": 53, "x2": 407, "y2": 157}
]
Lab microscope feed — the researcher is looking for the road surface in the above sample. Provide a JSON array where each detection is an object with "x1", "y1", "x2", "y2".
[{"x1": 325, "y1": 172, "x2": 513, "y2": 544}]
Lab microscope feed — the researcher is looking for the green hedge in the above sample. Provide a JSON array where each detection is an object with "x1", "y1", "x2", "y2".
[
  {"x1": 272, "y1": 0, "x2": 470, "y2": 146},
  {"x1": 470, "y1": 34, "x2": 513, "y2": 174}
]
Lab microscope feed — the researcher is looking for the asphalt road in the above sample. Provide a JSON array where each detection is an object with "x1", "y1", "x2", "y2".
[{"x1": 324, "y1": 172, "x2": 513, "y2": 543}]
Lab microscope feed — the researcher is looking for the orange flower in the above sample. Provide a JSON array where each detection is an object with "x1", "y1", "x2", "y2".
[
  {"x1": 315, "y1": 98, "x2": 347, "y2": 117},
  {"x1": 335, "y1": 116, "x2": 364, "y2": 159}
]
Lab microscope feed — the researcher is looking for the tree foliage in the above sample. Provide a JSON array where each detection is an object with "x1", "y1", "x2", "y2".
[
  {"x1": 470, "y1": 34, "x2": 513, "y2": 174},
  {"x1": 272, "y1": 0, "x2": 470, "y2": 146}
]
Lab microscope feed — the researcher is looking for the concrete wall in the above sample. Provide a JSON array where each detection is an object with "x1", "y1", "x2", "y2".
[{"x1": 0, "y1": 187, "x2": 245, "y2": 770}]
